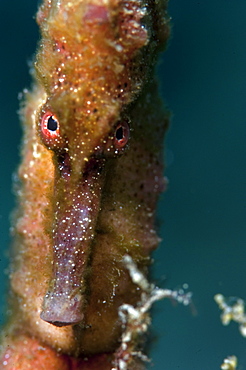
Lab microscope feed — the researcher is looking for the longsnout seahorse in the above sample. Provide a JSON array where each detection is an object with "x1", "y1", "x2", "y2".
[{"x1": 0, "y1": 0, "x2": 170, "y2": 368}]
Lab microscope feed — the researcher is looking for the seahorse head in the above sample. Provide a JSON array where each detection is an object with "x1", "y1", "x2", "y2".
[{"x1": 34, "y1": 0, "x2": 155, "y2": 327}]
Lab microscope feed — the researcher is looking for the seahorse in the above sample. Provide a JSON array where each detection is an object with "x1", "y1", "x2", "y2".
[{"x1": 0, "y1": 0, "x2": 170, "y2": 368}]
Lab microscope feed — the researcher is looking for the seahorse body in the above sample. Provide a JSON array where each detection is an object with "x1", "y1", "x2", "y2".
[{"x1": 0, "y1": 0, "x2": 169, "y2": 368}]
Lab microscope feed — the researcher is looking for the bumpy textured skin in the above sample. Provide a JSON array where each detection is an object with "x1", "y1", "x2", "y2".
[{"x1": 0, "y1": 0, "x2": 169, "y2": 368}]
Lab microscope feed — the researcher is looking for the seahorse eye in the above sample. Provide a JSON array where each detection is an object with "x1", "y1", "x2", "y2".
[
  {"x1": 115, "y1": 126, "x2": 123, "y2": 140},
  {"x1": 114, "y1": 121, "x2": 129, "y2": 149},
  {"x1": 39, "y1": 110, "x2": 64, "y2": 150},
  {"x1": 41, "y1": 111, "x2": 60, "y2": 138},
  {"x1": 47, "y1": 116, "x2": 58, "y2": 131}
]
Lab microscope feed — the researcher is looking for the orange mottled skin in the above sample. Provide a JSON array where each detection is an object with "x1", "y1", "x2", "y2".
[{"x1": 0, "y1": 0, "x2": 169, "y2": 368}]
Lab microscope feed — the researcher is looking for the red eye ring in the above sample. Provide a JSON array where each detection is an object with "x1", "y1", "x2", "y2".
[
  {"x1": 40, "y1": 111, "x2": 60, "y2": 139},
  {"x1": 39, "y1": 109, "x2": 64, "y2": 150},
  {"x1": 114, "y1": 121, "x2": 129, "y2": 149}
]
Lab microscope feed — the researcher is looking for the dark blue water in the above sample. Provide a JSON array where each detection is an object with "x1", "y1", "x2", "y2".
[{"x1": 0, "y1": 1, "x2": 245, "y2": 369}]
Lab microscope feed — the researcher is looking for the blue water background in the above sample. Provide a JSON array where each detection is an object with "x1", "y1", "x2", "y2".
[{"x1": 0, "y1": 1, "x2": 245, "y2": 368}]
